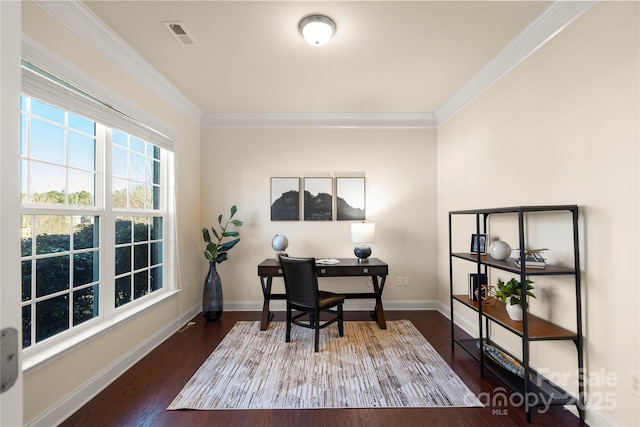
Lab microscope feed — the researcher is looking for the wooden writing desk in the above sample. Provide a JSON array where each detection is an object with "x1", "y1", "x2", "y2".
[{"x1": 257, "y1": 258, "x2": 389, "y2": 331}]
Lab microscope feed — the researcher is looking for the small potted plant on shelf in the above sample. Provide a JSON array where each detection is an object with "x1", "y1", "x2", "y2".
[{"x1": 495, "y1": 277, "x2": 535, "y2": 321}]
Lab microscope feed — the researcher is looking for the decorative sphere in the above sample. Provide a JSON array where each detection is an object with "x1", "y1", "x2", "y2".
[
  {"x1": 271, "y1": 234, "x2": 289, "y2": 252},
  {"x1": 489, "y1": 240, "x2": 512, "y2": 260}
]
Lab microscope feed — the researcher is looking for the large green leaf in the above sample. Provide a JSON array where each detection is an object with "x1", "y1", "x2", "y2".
[
  {"x1": 211, "y1": 227, "x2": 220, "y2": 241},
  {"x1": 219, "y1": 238, "x2": 240, "y2": 252},
  {"x1": 202, "y1": 228, "x2": 211, "y2": 243}
]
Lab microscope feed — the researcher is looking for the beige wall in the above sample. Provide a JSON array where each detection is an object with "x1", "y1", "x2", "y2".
[
  {"x1": 21, "y1": 3, "x2": 202, "y2": 424},
  {"x1": 201, "y1": 127, "x2": 438, "y2": 307},
  {"x1": 437, "y1": 2, "x2": 639, "y2": 426}
]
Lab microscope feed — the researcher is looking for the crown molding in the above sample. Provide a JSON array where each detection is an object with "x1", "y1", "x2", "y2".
[
  {"x1": 32, "y1": 0, "x2": 202, "y2": 124},
  {"x1": 436, "y1": 0, "x2": 598, "y2": 125},
  {"x1": 201, "y1": 112, "x2": 438, "y2": 129}
]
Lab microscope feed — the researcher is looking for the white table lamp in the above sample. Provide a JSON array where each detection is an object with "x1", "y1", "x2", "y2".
[{"x1": 351, "y1": 222, "x2": 375, "y2": 263}]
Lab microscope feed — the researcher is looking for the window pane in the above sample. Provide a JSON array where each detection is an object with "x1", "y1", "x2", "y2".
[
  {"x1": 144, "y1": 184, "x2": 153, "y2": 209},
  {"x1": 74, "y1": 251, "x2": 98, "y2": 287},
  {"x1": 21, "y1": 215, "x2": 32, "y2": 256},
  {"x1": 152, "y1": 159, "x2": 160, "y2": 184},
  {"x1": 112, "y1": 129, "x2": 128, "y2": 147},
  {"x1": 73, "y1": 286, "x2": 98, "y2": 326},
  {"x1": 134, "y1": 217, "x2": 149, "y2": 242},
  {"x1": 112, "y1": 146, "x2": 128, "y2": 178},
  {"x1": 115, "y1": 217, "x2": 132, "y2": 244},
  {"x1": 130, "y1": 153, "x2": 146, "y2": 182},
  {"x1": 68, "y1": 113, "x2": 95, "y2": 135},
  {"x1": 151, "y1": 217, "x2": 163, "y2": 240},
  {"x1": 134, "y1": 243, "x2": 148, "y2": 270},
  {"x1": 36, "y1": 255, "x2": 70, "y2": 297},
  {"x1": 74, "y1": 216, "x2": 99, "y2": 250},
  {"x1": 30, "y1": 161, "x2": 66, "y2": 204},
  {"x1": 20, "y1": 159, "x2": 27, "y2": 203},
  {"x1": 113, "y1": 178, "x2": 128, "y2": 208},
  {"x1": 130, "y1": 136, "x2": 144, "y2": 154},
  {"x1": 134, "y1": 271, "x2": 148, "y2": 299},
  {"x1": 68, "y1": 169, "x2": 95, "y2": 206},
  {"x1": 30, "y1": 118, "x2": 65, "y2": 164},
  {"x1": 22, "y1": 260, "x2": 32, "y2": 301},
  {"x1": 22, "y1": 306, "x2": 32, "y2": 348},
  {"x1": 36, "y1": 295, "x2": 69, "y2": 343},
  {"x1": 150, "y1": 266, "x2": 162, "y2": 292},
  {"x1": 30, "y1": 99, "x2": 65, "y2": 124},
  {"x1": 115, "y1": 276, "x2": 131, "y2": 308},
  {"x1": 150, "y1": 242, "x2": 162, "y2": 266},
  {"x1": 115, "y1": 246, "x2": 131, "y2": 275},
  {"x1": 129, "y1": 182, "x2": 146, "y2": 209},
  {"x1": 35, "y1": 215, "x2": 70, "y2": 254},
  {"x1": 20, "y1": 114, "x2": 27, "y2": 155},
  {"x1": 68, "y1": 131, "x2": 95, "y2": 170},
  {"x1": 152, "y1": 185, "x2": 160, "y2": 210}
]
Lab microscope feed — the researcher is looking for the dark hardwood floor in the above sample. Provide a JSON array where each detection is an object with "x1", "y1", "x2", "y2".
[{"x1": 60, "y1": 311, "x2": 587, "y2": 427}]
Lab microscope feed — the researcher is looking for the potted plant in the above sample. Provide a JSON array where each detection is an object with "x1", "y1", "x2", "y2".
[
  {"x1": 495, "y1": 277, "x2": 535, "y2": 321},
  {"x1": 201, "y1": 205, "x2": 243, "y2": 321}
]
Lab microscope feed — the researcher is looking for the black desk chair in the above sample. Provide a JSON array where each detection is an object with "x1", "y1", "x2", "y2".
[{"x1": 279, "y1": 256, "x2": 345, "y2": 352}]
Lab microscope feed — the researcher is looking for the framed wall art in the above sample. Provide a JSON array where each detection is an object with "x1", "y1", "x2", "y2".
[
  {"x1": 303, "y1": 177, "x2": 332, "y2": 221},
  {"x1": 336, "y1": 177, "x2": 365, "y2": 220},
  {"x1": 270, "y1": 177, "x2": 300, "y2": 221}
]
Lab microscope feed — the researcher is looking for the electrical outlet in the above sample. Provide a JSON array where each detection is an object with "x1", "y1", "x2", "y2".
[
  {"x1": 396, "y1": 277, "x2": 409, "y2": 287},
  {"x1": 629, "y1": 370, "x2": 640, "y2": 397}
]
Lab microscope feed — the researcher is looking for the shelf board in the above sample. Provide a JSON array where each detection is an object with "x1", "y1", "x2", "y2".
[
  {"x1": 449, "y1": 205, "x2": 578, "y2": 215},
  {"x1": 454, "y1": 338, "x2": 577, "y2": 407},
  {"x1": 451, "y1": 253, "x2": 576, "y2": 275},
  {"x1": 452, "y1": 295, "x2": 577, "y2": 339}
]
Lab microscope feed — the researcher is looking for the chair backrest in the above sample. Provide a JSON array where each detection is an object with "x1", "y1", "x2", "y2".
[{"x1": 279, "y1": 256, "x2": 319, "y2": 308}]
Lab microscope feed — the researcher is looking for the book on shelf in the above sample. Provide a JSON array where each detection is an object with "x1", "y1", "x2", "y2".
[
  {"x1": 514, "y1": 254, "x2": 546, "y2": 269},
  {"x1": 468, "y1": 273, "x2": 488, "y2": 300}
]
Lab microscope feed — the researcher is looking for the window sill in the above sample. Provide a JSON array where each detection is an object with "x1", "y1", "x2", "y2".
[{"x1": 22, "y1": 289, "x2": 180, "y2": 374}]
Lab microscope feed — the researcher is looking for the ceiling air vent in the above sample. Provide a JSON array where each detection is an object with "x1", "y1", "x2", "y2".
[{"x1": 163, "y1": 21, "x2": 199, "y2": 46}]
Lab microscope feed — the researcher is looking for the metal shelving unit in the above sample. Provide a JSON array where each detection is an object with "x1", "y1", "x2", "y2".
[{"x1": 448, "y1": 205, "x2": 584, "y2": 423}]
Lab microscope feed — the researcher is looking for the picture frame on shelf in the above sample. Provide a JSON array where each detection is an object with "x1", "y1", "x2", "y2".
[{"x1": 470, "y1": 233, "x2": 487, "y2": 255}]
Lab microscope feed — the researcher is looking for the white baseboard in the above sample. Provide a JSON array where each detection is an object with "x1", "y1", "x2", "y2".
[{"x1": 29, "y1": 303, "x2": 200, "y2": 427}]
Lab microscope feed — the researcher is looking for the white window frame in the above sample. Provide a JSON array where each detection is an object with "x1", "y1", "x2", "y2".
[{"x1": 20, "y1": 53, "x2": 178, "y2": 371}]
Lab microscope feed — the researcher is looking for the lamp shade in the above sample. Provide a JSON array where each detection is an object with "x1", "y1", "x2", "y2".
[
  {"x1": 351, "y1": 222, "x2": 375, "y2": 244},
  {"x1": 299, "y1": 15, "x2": 336, "y2": 46}
]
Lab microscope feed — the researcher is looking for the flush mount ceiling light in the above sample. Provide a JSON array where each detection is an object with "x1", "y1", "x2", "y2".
[{"x1": 299, "y1": 15, "x2": 336, "y2": 47}]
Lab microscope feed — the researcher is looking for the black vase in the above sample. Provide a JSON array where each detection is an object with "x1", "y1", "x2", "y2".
[{"x1": 203, "y1": 262, "x2": 223, "y2": 321}]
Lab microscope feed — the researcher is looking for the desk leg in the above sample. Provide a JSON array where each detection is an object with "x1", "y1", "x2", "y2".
[
  {"x1": 259, "y1": 276, "x2": 274, "y2": 331},
  {"x1": 371, "y1": 275, "x2": 387, "y2": 329}
]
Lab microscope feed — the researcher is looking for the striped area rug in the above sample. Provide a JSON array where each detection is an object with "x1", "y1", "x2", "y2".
[{"x1": 167, "y1": 320, "x2": 482, "y2": 410}]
